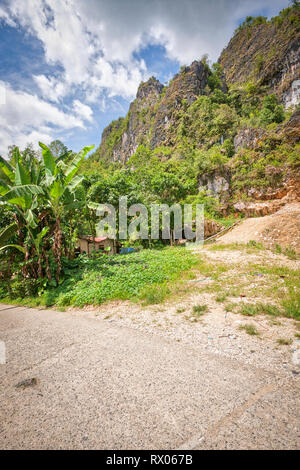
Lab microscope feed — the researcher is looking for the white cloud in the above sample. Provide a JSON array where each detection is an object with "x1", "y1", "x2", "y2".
[
  {"x1": 7, "y1": 0, "x2": 91, "y2": 83},
  {"x1": 0, "y1": 0, "x2": 289, "y2": 154},
  {"x1": 34, "y1": 75, "x2": 68, "y2": 103},
  {"x1": 73, "y1": 99, "x2": 93, "y2": 122},
  {"x1": 76, "y1": 0, "x2": 288, "y2": 64},
  {"x1": 0, "y1": 81, "x2": 85, "y2": 155},
  {"x1": 1, "y1": 0, "x2": 289, "y2": 96},
  {"x1": 0, "y1": 83, "x2": 6, "y2": 105},
  {"x1": 87, "y1": 57, "x2": 147, "y2": 100},
  {"x1": 0, "y1": 5, "x2": 17, "y2": 27},
  {"x1": 2, "y1": 0, "x2": 149, "y2": 102}
]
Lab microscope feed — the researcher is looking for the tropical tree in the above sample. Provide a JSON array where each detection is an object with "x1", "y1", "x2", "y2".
[
  {"x1": 0, "y1": 142, "x2": 94, "y2": 289},
  {"x1": 39, "y1": 142, "x2": 94, "y2": 279},
  {"x1": 49, "y1": 140, "x2": 69, "y2": 159},
  {"x1": 0, "y1": 148, "x2": 44, "y2": 261}
]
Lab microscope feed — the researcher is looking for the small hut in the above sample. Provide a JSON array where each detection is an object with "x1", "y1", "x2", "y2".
[{"x1": 77, "y1": 236, "x2": 116, "y2": 255}]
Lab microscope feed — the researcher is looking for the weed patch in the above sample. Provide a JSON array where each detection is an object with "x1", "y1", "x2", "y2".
[
  {"x1": 276, "y1": 338, "x2": 292, "y2": 346},
  {"x1": 239, "y1": 302, "x2": 281, "y2": 317},
  {"x1": 192, "y1": 304, "x2": 208, "y2": 315},
  {"x1": 239, "y1": 324, "x2": 260, "y2": 336}
]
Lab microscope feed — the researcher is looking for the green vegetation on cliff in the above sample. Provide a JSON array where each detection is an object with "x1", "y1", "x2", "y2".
[
  {"x1": 219, "y1": 3, "x2": 300, "y2": 97},
  {"x1": 83, "y1": 5, "x2": 299, "y2": 219}
]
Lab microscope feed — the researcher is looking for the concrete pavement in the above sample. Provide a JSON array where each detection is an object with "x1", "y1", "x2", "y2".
[{"x1": 0, "y1": 304, "x2": 299, "y2": 449}]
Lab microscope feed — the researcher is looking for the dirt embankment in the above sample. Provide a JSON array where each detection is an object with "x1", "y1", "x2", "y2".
[
  {"x1": 218, "y1": 203, "x2": 300, "y2": 253},
  {"x1": 233, "y1": 177, "x2": 300, "y2": 218}
]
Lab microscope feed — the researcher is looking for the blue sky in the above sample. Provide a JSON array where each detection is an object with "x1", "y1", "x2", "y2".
[{"x1": 0, "y1": 0, "x2": 289, "y2": 157}]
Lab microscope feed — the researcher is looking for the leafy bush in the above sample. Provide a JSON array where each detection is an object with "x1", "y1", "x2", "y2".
[
  {"x1": 255, "y1": 53, "x2": 265, "y2": 74},
  {"x1": 259, "y1": 95, "x2": 285, "y2": 125},
  {"x1": 194, "y1": 146, "x2": 229, "y2": 175},
  {"x1": 9, "y1": 277, "x2": 42, "y2": 298}
]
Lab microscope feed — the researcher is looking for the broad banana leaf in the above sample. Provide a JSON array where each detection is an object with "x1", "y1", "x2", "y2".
[
  {"x1": 38, "y1": 226, "x2": 49, "y2": 240},
  {"x1": 0, "y1": 244, "x2": 26, "y2": 254},
  {"x1": 39, "y1": 142, "x2": 56, "y2": 176},
  {"x1": 0, "y1": 223, "x2": 18, "y2": 245},
  {"x1": 0, "y1": 155, "x2": 14, "y2": 183},
  {"x1": 35, "y1": 226, "x2": 49, "y2": 251},
  {"x1": 49, "y1": 179, "x2": 64, "y2": 201},
  {"x1": 67, "y1": 175, "x2": 84, "y2": 192},
  {"x1": 63, "y1": 201, "x2": 83, "y2": 211},
  {"x1": 25, "y1": 209, "x2": 38, "y2": 228},
  {"x1": 0, "y1": 185, "x2": 44, "y2": 208},
  {"x1": 55, "y1": 150, "x2": 73, "y2": 163},
  {"x1": 31, "y1": 163, "x2": 41, "y2": 185},
  {"x1": 15, "y1": 155, "x2": 30, "y2": 186},
  {"x1": 64, "y1": 146, "x2": 94, "y2": 183},
  {"x1": 0, "y1": 178, "x2": 10, "y2": 196}
]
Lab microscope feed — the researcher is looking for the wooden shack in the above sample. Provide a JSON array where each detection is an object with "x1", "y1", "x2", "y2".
[{"x1": 77, "y1": 236, "x2": 116, "y2": 255}]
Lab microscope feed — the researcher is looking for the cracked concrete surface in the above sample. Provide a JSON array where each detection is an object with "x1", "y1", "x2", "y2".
[{"x1": 0, "y1": 304, "x2": 299, "y2": 450}]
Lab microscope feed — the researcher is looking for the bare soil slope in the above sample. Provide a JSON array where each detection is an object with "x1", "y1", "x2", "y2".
[{"x1": 217, "y1": 203, "x2": 300, "y2": 253}]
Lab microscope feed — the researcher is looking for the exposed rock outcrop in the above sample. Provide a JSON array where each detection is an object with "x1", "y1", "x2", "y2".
[
  {"x1": 95, "y1": 61, "x2": 214, "y2": 163},
  {"x1": 90, "y1": 4, "x2": 299, "y2": 224},
  {"x1": 279, "y1": 109, "x2": 300, "y2": 143},
  {"x1": 233, "y1": 177, "x2": 300, "y2": 217},
  {"x1": 234, "y1": 127, "x2": 266, "y2": 151},
  {"x1": 198, "y1": 173, "x2": 230, "y2": 196},
  {"x1": 219, "y1": 7, "x2": 300, "y2": 105},
  {"x1": 204, "y1": 219, "x2": 223, "y2": 238},
  {"x1": 233, "y1": 109, "x2": 300, "y2": 152},
  {"x1": 150, "y1": 61, "x2": 214, "y2": 148},
  {"x1": 283, "y1": 79, "x2": 300, "y2": 109},
  {"x1": 98, "y1": 77, "x2": 164, "y2": 163},
  {"x1": 94, "y1": 7, "x2": 299, "y2": 166}
]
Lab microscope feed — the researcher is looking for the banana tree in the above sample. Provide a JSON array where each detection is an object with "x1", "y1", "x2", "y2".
[
  {"x1": 39, "y1": 142, "x2": 94, "y2": 280},
  {"x1": 0, "y1": 149, "x2": 44, "y2": 262},
  {"x1": 0, "y1": 142, "x2": 94, "y2": 285}
]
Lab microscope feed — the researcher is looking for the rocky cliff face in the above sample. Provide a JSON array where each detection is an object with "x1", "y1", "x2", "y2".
[
  {"x1": 95, "y1": 6, "x2": 299, "y2": 166},
  {"x1": 97, "y1": 77, "x2": 163, "y2": 164},
  {"x1": 91, "y1": 5, "x2": 299, "y2": 210},
  {"x1": 95, "y1": 61, "x2": 215, "y2": 163},
  {"x1": 150, "y1": 61, "x2": 221, "y2": 148},
  {"x1": 218, "y1": 7, "x2": 300, "y2": 107}
]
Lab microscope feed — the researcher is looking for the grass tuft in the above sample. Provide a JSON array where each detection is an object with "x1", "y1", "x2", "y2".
[
  {"x1": 276, "y1": 338, "x2": 293, "y2": 346},
  {"x1": 239, "y1": 302, "x2": 281, "y2": 317},
  {"x1": 224, "y1": 302, "x2": 237, "y2": 313},
  {"x1": 239, "y1": 324, "x2": 260, "y2": 336},
  {"x1": 216, "y1": 293, "x2": 227, "y2": 303},
  {"x1": 140, "y1": 284, "x2": 170, "y2": 305},
  {"x1": 192, "y1": 304, "x2": 208, "y2": 316}
]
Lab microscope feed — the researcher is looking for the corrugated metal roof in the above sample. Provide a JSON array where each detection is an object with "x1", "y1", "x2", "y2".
[{"x1": 79, "y1": 236, "x2": 109, "y2": 243}]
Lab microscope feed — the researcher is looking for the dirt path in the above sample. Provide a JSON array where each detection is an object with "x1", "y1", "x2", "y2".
[
  {"x1": 216, "y1": 203, "x2": 300, "y2": 252},
  {"x1": 0, "y1": 303, "x2": 299, "y2": 450}
]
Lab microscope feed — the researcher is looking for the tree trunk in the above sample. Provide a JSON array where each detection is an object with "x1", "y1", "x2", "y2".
[{"x1": 53, "y1": 217, "x2": 63, "y2": 282}]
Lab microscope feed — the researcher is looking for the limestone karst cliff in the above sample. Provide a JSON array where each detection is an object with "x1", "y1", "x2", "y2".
[
  {"x1": 92, "y1": 5, "x2": 299, "y2": 167},
  {"x1": 218, "y1": 6, "x2": 300, "y2": 108},
  {"x1": 95, "y1": 60, "x2": 221, "y2": 163},
  {"x1": 88, "y1": 4, "x2": 299, "y2": 212}
]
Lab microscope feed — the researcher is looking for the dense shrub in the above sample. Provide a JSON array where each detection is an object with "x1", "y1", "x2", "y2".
[{"x1": 259, "y1": 95, "x2": 285, "y2": 125}]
